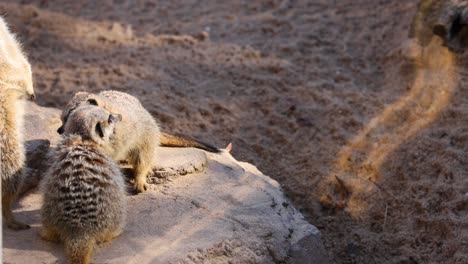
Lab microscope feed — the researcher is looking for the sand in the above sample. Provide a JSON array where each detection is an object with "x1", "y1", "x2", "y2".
[{"x1": 1, "y1": 1, "x2": 467, "y2": 263}]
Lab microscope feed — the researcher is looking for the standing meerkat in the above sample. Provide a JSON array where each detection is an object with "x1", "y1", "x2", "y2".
[
  {"x1": 40, "y1": 105, "x2": 126, "y2": 264},
  {"x1": 0, "y1": 16, "x2": 35, "y2": 230},
  {"x1": 57, "y1": 90, "x2": 220, "y2": 192}
]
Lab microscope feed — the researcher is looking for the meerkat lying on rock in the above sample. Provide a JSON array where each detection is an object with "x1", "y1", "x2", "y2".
[
  {"x1": 0, "y1": 16, "x2": 35, "y2": 230},
  {"x1": 40, "y1": 105, "x2": 126, "y2": 264},
  {"x1": 58, "y1": 90, "x2": 220, "y2": 192}
]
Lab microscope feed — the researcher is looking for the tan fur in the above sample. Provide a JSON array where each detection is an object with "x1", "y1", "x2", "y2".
[
  {"x1": 0, "y1": 17, "x2": 35, "y2": 100},
  {"x1": 0, "y1": 16, "x2": 35, "y2": 230},
  {"x1": 159, "y1": 132, "x2": 219, "y2": 153},
  {"x1": 58, "y1": 90, "x2": 219, "y2": 192},
  {"x1": 40, "y1": 105, "x2": 126, "y2": 264}
]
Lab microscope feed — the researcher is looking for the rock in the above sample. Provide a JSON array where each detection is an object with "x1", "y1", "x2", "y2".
[
  {"x1": 18, "y1": 103, "x2": 61, "y2": 195},
  {"x1": 3, "y1": 103, "x2": 329, "y2": 264}
]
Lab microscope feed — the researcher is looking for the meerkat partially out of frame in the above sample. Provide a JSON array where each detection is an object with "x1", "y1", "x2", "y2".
[
  {"x1": 0, "y1": 16, "x2": 35, "y2": 230},
  {"x1": 58, "y1": 90, "x2": 220, "y2": 192},
  {"x1": 40, "y1": 105, "x2": 126, "y2": 264}
]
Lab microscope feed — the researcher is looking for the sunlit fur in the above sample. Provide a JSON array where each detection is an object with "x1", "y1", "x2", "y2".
[
  {"x1": 40, "y1": 106, "x2": 126, "y2": 264},
  {"x1": 60, "y1": 91, "x2": 159, "y2": 192},
  {"x1": 59, "y1": 90, "x2": 220, "y2": 192},
  {"x1": 0, "y1": 16, "x2": 35, "y2": 230}
]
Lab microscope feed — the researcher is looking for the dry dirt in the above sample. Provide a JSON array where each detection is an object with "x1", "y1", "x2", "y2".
[{"x1": 1, "y1": 1, "x2": 467, "y2": 263}]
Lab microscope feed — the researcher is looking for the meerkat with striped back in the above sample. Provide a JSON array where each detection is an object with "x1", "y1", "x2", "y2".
[{"x1": 40, "y1": 105, "x2": 126, "y2": 264}]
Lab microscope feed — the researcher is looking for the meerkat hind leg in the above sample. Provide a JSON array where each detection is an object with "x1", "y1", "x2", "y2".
[
  {"x1": 2, "y1": 191, "x2": 30, "y2": 230},
  {"x1": 65, "y1": 238, "x2": 93, "y2": 264},
  {"x1": 39, "y1": 225, "x2": 61, "y2": 243},
  {"x1": 96, "y1": 228, "x2": 123, "y2": 244}
]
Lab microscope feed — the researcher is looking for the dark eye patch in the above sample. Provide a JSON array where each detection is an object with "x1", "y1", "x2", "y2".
[
  {"x1": 95, "y1": 122, "x2": 104, "y2": 138},
  {"x1": 87, "y1": 98, "x2": 98, "y2": 106}
]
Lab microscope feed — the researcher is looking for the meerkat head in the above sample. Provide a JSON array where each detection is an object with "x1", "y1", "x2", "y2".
[
  {"x1": 58, "y1": 92, "x2": 107, "y2": 134},
  {"x1": 0, "y1": 17, "x2": 35, "y2": 101},
  {"x1": 62, "y1": 104, "x2": 122, "y2": 148}
]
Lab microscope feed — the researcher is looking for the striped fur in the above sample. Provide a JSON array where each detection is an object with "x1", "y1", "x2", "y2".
[{"x1": 40, "y1": 106, "x2": 126, "y2": 264}]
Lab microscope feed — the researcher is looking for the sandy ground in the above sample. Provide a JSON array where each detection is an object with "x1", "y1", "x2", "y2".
[{"x1": 1, "y1": 1, "x2": 467, "y2": 263}]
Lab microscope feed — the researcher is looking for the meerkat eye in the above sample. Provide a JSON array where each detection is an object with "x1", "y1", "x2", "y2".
[{"x1": 95, "y1": 122, "x2": 105, "y2": 138}]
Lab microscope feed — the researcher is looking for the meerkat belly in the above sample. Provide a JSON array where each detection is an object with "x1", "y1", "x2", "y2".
[
  {"x1": 0, "y1": 138, "x2": 23, "y2": 182},
  {"x1": 0, "y1": 105, "x2": 25, "y2": 187}
]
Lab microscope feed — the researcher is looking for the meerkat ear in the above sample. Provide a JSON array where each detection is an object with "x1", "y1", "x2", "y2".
[
  {"x1": 74, "y1": 91, "x2": 91, "y2": 99},
  {"x1": 86, "y1": 94, "x2": 106, "y2": 107},
  {"x1": 108, "y1": 113, "x2": 122, "y2": 124}
]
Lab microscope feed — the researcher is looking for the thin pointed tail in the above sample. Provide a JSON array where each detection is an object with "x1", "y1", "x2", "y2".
[
  {"x1": 160, "y1": 132, "x2": 220, "y2": 153},
  {"x1": 225, "y1": 143, "x2": 233, "y2": 153},
  {"x1": 65, "y1": 236, "x2": 94, "y2": 264}
]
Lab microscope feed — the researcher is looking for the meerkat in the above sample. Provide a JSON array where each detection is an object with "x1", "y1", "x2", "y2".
[
  {"x1": 40, "y1": 105, "x2": 126, "y2": 264},
  {"x1": 0, "y1": 16, "x2": 35, "y2": 230},
  {"x1": 57, "y1": 90, "x2": 220, "y2": 192},
  {"x1": 409, "y1": 0, "x2": 468, "y2": 52}
]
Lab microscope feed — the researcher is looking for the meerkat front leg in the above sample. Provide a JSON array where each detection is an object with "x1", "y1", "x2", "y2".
[
  {"x1": 131, "y1": 135, "x2": 159, "y2": 192},
  {"x1": 132, "y1": 141, "x2": 156, "y2": 193},
  {"x1": 2, "y1": 191, "x2": 30, "y2": 230},
  {"x1": 133, "y1": 158, "x2": 152, "y2": 192}
]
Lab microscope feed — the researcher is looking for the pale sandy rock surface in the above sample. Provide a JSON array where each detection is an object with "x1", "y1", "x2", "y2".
[
  {"x1": 1, "y1": 1, "x2": 468, "y2": 263},
  {"x1": 3, "y1": 103, "x2": 329, "y2": 264}
]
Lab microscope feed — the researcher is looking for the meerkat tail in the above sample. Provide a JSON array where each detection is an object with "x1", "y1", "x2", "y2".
[
  {"x1": 225, "y1": 143, "x2": 233, "y2": 153},
  {"x1": 65, "y1": 236, "x2": 94, "y2": 264},
  {"x1": 159, "y1": 132, "x2": 220, "y2": 153}
]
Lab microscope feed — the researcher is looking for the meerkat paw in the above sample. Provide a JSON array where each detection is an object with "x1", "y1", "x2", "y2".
[
  {"x1": 133, "y1": 180, "x2": 148, "y2": 193},
  {"x1": 7, "y1": 220, "x2": 30, "y2": 230}
]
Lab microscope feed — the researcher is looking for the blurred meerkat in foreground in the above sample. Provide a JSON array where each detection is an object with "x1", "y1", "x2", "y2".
[
  {"x1": 410, "y1": 0, "x2": 468, "y2": 52},
  {"x1": 40, "y1": 105, "x2": 126, "y2": 264},
  {"x1": 58, "y1": 90, "x2": 220, "y2": 192},
  {"x1": 0, "y1": 16, "x2": 35, "y2": 230}
]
